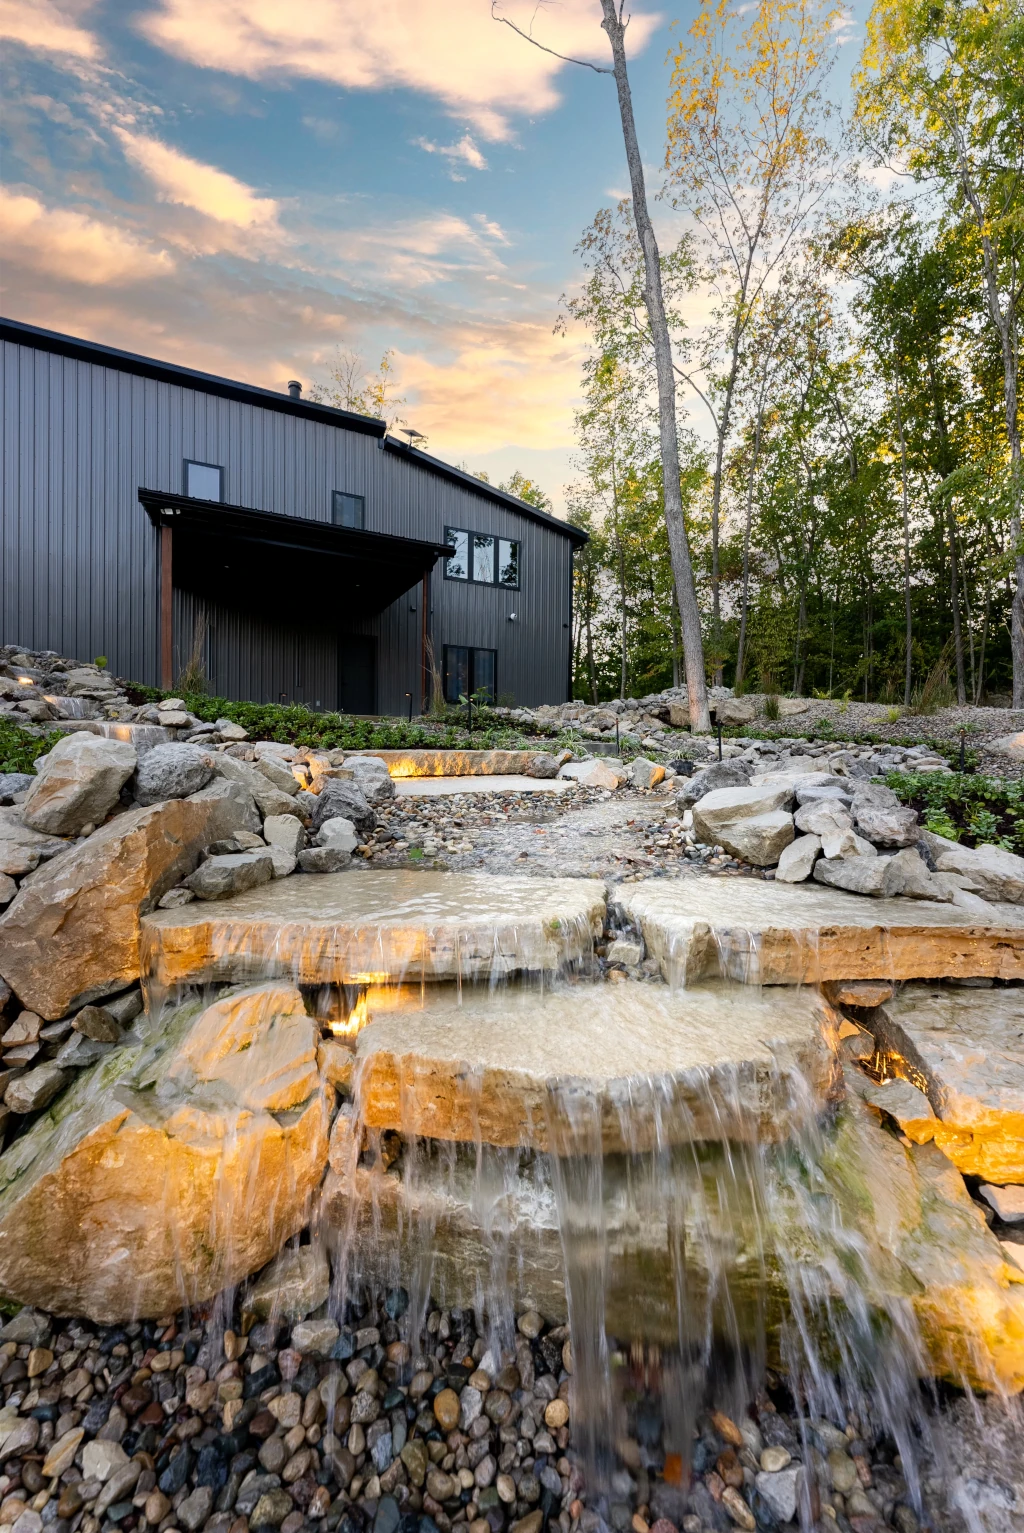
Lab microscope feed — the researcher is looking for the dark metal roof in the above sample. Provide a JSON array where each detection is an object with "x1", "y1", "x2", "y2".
[
  {"x1": 4, "y1": 316, "x2": 587, "y2": 545},
  {"x1": 380, "y1": 435, "x2": 589, "y2": 545},
  {"x1": 139, "y1": 487, "x2": 450, "y2": 620},
  {"x1": 1, "y1": 317, "x2": 385, "y2": 437}
]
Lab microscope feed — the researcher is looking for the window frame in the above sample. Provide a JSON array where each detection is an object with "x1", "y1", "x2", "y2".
[
  {"x1": 443, "y1": 644, "x2": 498, "y2": 704},
  {"x1": 443, "y1": 525, "x2": 520, "y2": 589},
  {"x1": 183, "y1": 458, "x2": 224, "y2": 502},
  {"x1": 331, "y1": 490, "x2": 366, "y2": 530}
]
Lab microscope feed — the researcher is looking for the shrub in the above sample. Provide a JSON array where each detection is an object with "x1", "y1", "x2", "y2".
[{"x1": 762, "y1": 694, "x2": 780, "y2": 721}]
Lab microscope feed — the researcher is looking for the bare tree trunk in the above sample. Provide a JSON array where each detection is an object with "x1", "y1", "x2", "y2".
[
  {"x1": 947, "y1": 121, "x2": 1024, "y2": 703},
  {"x1": 735, "y1": 406, "x2": 762, "y2": 690},
  {"x1": 893, "y1": 375, "x2": 914, "y2": 706},
  {"x1": 948, "y1": 508, "x2": 967, "y2": 705},
  {"x1": 975, "y1": 582, "x2": 990, "y2": 704},
  {"x1": 601, "y1": 0, "x2": 710, "y2": 731}
]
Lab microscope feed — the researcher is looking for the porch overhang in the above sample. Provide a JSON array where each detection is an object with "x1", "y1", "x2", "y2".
[{"x1": 139, "y1": 487, "x2": 450, "y2": 689}]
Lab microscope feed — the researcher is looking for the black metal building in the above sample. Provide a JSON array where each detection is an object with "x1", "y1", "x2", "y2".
[{"x1": 1, "y1": 319, "x2": 585, "y2": 713}]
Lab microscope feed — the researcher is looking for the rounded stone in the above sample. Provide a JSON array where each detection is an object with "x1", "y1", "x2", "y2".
[
  {"x1": 433, "y1": 1387, "x2": 461, "y2": 1431},
  {"x1": 496, "y1": 1474, "x2": 517, "y2": 1504},
  {"x1": 759, "y1": 1446, "x2": 792, "y2": 1473},
  {"x1": 517, "y1": 1310, "x2": 543, "y2": 1338},
  {"x1": 544, "y1": 1398, "x2": 569, "y2": 1430}
]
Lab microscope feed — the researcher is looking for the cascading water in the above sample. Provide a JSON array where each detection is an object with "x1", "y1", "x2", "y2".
[{"x1": 131, "y1": 875, "x2": 1024, "y2": 1531}]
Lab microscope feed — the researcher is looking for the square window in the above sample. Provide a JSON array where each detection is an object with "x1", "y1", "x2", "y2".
[
  {"x1": 332, "y1": 491, "x2": 365, "y2": 529},
  {"x1": 185, "y1": 460, "x2": 223, "y2": 501},
  {"x1": 497, "y1": 538, "x2": 519, "y2": 588},
  {"x1": 473, "y1": 533, "x2": 495, "y2": 584},
  {"x1": 443, "y1": 645, "x2": 496, "y2": 704},
  {"x1": 444, "y1": 528, "x2": 469, "y2": 580}
]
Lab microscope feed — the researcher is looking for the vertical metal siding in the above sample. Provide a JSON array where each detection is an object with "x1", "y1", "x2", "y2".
[{"x1": 1, "y1": 338, "x2": 573, "y2": 707}]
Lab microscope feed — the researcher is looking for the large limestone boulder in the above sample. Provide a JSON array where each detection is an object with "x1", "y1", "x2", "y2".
[
  {"x1": 863, "y1": 983, "x2": 1024, "y2": 1183},
  {"x1": 850, "y1": 785, "x2": 919, "y2": 848},
  {"x1": 21, "y1": 734, "x2": 137, "y2": 836},
  {"x1": 714, "y1": 697, "x2": 757, "y2": 726},
  {"x1": 990, "y1": 731, "x2": 1024, "y2": 762},
  {"x1": 214, "y1": 756, "x2": 296, "y2": 820},
  {"x1": 0, "y1": 788, "x2": 255, "y2": 1019},
  {"x1": 921, "y1": 831, "x2": 1024, "y2": 905},
  {"x1": 692, "y1": 786, "x2": 794, "y2": 863},
  {"x1": 0, "y1": 982, "x2": 331, "y2": 1322},
  {"x1": 715, "y1": 810, "x2": 795, "y2": 867}
]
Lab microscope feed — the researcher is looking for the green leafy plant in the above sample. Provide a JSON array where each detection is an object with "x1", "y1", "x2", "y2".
[
  {"x1": 94, "y1": 656, "x2": 108, "y2": 671},
  {"x1": 887, "y1": 771, "x2": 1024, "y2": 854},
  {"x1": 0, "y1": 719, "x2": 61, "y2": 775}
]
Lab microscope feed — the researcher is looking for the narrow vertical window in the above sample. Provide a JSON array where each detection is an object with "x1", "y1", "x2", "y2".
[
  {"x1": 444, "y1": 528, "x2": 469, "y2": 580},
  {"x1": 472, "y1": 533, "x2": 496, "y2": 584},
  {"x1": 443, "y1": 644, "x2": 470, "y2": 702},
  {"x1": 497, "y1": 539, "x2": 519, "y2": 588},
  {"x1": 472, "y1": 648, "x2": 496, "y2": 703}
]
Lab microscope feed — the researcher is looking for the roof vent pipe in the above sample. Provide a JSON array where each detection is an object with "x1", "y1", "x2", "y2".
[{"x1": 287, "y1": 380, "x2": 302, "y2": 399}]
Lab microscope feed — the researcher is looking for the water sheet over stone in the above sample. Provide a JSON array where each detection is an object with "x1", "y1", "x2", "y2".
[
  {"x1": 616, "y1": 877, "x2": 1024, "y2": 986},
  {"x1": 352, "y1": 980, "x2": 841, "y2": 1152},
  {"x1": 859, "y1": 983, "x2": 1024, "y2": 1183},
  {"x1": 141, "y1": 870, "x2": 607, "y2": 990},
  {"x1": 0, "y1": 982, "x2": 331, "y2": 1322},
  {"x1": 321, "y1": 1078, "x2": 1024, "y2": 1393}
]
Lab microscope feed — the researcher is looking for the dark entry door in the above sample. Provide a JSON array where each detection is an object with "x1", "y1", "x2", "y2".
[{"x1": 338, "y1": 636, "x2": 376, "y2": 714}]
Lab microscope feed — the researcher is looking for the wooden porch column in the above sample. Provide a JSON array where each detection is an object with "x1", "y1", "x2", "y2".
[
  {"x1": 160, "y1": 521, "x2": 173, "y2": 689},
  {"x1": 420, "y1": 572, "x2": 430, "y2": 714}
]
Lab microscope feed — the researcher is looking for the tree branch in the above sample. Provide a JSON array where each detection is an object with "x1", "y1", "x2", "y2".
[{"x1": 490, "y1": 3, "x2": 612, "y2": 73}]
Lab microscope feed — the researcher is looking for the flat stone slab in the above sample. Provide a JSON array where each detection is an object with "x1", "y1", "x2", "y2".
[
  {"x1": 394, "y1": 775, "x2": 569, "y2": 797},
  {"x1": 353, "y1": 980, "x2": 841, "y2": 1152},
  {"x1": 616, "y1": 878, "x2": 1024, "y2": 986},
  {"x1": 863, "y1": 983, "x2": 1024, "y2": 1183},
  {"x1": 141, "y1": 870, "x2": 607, "y2": 989},
  {"x1": 348, "y1": 750, "x2": 556, "y2": 777}
]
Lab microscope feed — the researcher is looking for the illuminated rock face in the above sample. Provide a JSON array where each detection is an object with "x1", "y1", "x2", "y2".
[
  {"x1": 353, "y1": 980, "x2": 841, "y2": 1153},
  {"x1": 616, "y1": 877, "x2": 1024, "y2": 986},
  {"x1": 346, "y1": 750, "x2": 551, "y2": 778},
  {"x1": 141, "y1": 870, "x2": 607, "y2": 990},
  {"x1": 862, "y1": 983, "x2": 1024, "y2": 1183},
  {"x1": 0, "y1": 983, "x2": 331, "y2": 1322},
  {"x1": 0, "y1": 792, "x2": 257, "y2": 1020}
]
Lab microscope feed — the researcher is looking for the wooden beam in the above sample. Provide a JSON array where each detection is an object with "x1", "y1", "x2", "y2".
[
  {"x1": 160, "y1": 522, "x2": 173, "y2": 690},
  {"x1": 420, "y1": 572, "x2": 429, "y2": 714}
]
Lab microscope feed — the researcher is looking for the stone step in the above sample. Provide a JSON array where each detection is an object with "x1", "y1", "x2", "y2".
[
  {"x1": 854, "y1": 982, "x2": 1024, "y2": 1183},
  {"x1": 351, "y1": 980, "x2": 841, "y2": 1152},
  {"x1": 347, "y1": 749, "x2": 557, "y2": 777},
  {"x1": 320, "y1": 1077, "x2": 1024, "y2": 1393},
  {"x1": 141, "y1": 870, "x2": 607, "y2": 990},
  {"x1": 616, "y1": 878, "x2": 1024, "y2": 987}
]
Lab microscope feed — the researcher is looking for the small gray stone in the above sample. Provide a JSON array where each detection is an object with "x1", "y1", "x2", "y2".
[
  {"x1": 299, "y1": 846, "x2": 353, "y2": 873},
  {"x1": 881, "y1": 847, "x2": 949, "y2": 900},
  {"x1": 676, "y1": 759, "x2": 751, "y2": 808},
  {"x1": 263, "y1": 814, "x2": 306, "y2": 856},
  {"x1": 755, "y1": 1465, "x2": 802, "y2": 1523},
  {"x1": 813, "y1": 855, "x2": 890, "y2": 897},
  {"x1": 72, "y1": 1005, "x2": 120, "y2": 1042},
  {"x1": 157, "y1": 886, "x2": 196, "y2": 909},
  {"x1": 215, "y1": 719, "x2": 249, "y2": 741},
  {"x1": 315, "y1": 816, "x2": 358, "y2": 853},
  {"x1": 184, "y1": 850, "x2": 274, "y2": 900},
  {"x1": 0, "y1": 773, "x2": 34, "y2": 805},
  {"x1": 134, "y1": 743, "x2": 215, "y2": 805},
  {"x1": 606, "y1": 937, "x2": 644, "y2": 966},
  {"x1": 255, "y1": 755, "x2": 301, "y2": 796},
  {"x1": 5, "y1": 1061, "x2": 68, "y2": 1113},
  {"x1": 525, "y1": 753, "x2": 559, "y2": 779},
  {"x1": 177, "y1": 1487, "x2": 214, "y2": 1532}
]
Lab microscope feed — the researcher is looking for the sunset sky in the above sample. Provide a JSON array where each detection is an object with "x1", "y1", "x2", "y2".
[{"x1": 1, "y1": 0, "x2": 862, "y2": 509}]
